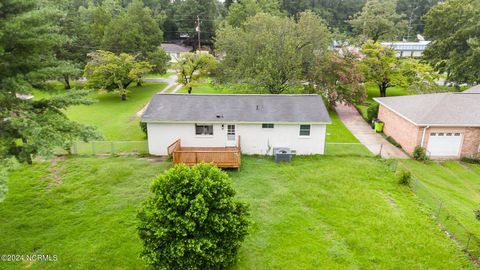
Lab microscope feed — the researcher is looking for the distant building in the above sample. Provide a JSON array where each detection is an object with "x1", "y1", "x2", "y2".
[
  {"x1": 161, "y1": 43, "x2": 192, "y2": 63},
  {"x1": 380, "y1": 41, "x2": 431, "y2": 58}
]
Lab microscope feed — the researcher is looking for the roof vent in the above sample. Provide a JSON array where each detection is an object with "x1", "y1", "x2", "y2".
[{"x1": 216, "y1": 114, "x2": 223, "y2": 119}]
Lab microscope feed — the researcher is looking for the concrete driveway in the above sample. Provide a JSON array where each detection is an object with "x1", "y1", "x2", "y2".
[{"x1": 335, "y1": 103, "x2": 409, "y2": 159}]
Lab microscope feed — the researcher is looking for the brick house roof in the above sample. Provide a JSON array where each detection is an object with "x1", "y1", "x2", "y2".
[{"x1": 374, "y1": 87, "x2": 480, "y2": 127}]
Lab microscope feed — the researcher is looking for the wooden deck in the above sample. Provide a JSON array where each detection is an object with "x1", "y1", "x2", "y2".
[{"x1": 167, "y1": 137, "x2": 241, "y2": 169}]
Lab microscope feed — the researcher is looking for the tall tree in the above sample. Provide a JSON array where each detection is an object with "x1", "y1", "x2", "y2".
[
  {"x1": 84, "y1": 51, "x2": 153, "y2": 100},
  {"x1": 360, "y1": 41, "x2": 403, "y2": 97},
  {"x1": 396, "y1": 0, "x2": 440, "y2": 39},
  {"x1": 173, "y1": 0, "x2": 217, "y2": 44},
  {"x1": 102, "y1": 0, "x2": 164, "y2": 56},
  {"x1": 360, "y1": 41, "x2": 438, "y2": 96},
  {"x1": 310, "y1": 49, "x2": 366, "y2": 108},
  {"x1": 216, "y1": 12, "x2": 330, "y2": 94},
  {"x1": 175, "y1": 52, "x2": 218, "y2": 94},
  {"x1": 225, "y1": 0, "x2": 282, "y2": 27},
  {"x1": 0, "y1": 0, "x2": 100, "y2": 164},
  {"x1": 423, "y1": 0, "x2": 480, "y2": 84},
  {"x1": 349, "y1": 0, "x2": 407, "y2": 42}
]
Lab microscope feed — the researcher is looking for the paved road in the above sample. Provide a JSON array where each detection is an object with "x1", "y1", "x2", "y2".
[{"x1": 335, "y1": 103, "x2": 409, "y2": 159}]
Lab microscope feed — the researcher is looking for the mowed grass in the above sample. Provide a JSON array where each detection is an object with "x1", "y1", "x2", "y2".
[
  {"x1": 0, "y1": 156, "x2": 473, "y2": 269},
  {"x1": 0, "y1": 157, "x2": 170, "y2": 269},
  {"x1": 65, "y1": 83, "x2": 167, "y2": 141},
  {"x1": 399, "y1": 160, "x2": 480, "y2": 236}
]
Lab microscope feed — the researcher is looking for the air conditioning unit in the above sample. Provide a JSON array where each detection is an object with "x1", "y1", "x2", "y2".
[{"x1": 273, "y1": 147, "x2": 292, "y2": 163}]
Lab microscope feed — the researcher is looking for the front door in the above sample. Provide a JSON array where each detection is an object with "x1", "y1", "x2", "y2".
[{"x1": 226, "y1": 124, "x2": 236, "y2": 147}]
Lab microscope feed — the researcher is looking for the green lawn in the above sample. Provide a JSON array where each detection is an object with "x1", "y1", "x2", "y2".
[
  {"x1": 33, "y1": 82, "x2": 167, "y2": 141},
  {"x1": 399, "y1": 160, "x2": 480, "y2": 237},
  {"x1": 356, "y1": 84, "x2": 410, "y2": 119},
  {"x1": 0, "y1": 156, "x2": 473, "y2": 269}
]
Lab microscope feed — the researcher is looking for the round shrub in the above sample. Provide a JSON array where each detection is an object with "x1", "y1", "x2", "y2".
[
  {"x1": 475, "y1": 209, "x2": 480, "y2": 220},
  {"x1": 396, "y1": 169, "x2": 412, "y2": 186},
  {"x1": 413, "y1": 146, "x2": 429, "y2": 161},
  {"x1": 137, "y1": 163, "x2": 250, "y2": 270}
]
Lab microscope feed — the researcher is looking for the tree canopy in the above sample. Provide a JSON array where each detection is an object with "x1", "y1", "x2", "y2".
[
  {"x1": 309, "y1": 49, "x2": 366, "y2": 108},
  {"x1": 216, "y1": 12, "x2": 330, "y2": 94},
  {"x1": 0, "y1": 0, "x2": 100, "y2": 164},
  {"x1": 175, "y1": 52, "x2": 218, "y2": 93},
  {"x1": 349, "y1": 0, "x2": 407, "y2": 42},
  {"x1": 138, "y1": 163, "x2": 250, "y2": 269},
  {"x1": 84, "y1": 51, "x2": 153, "y2": 100},
  {"x1": 360, "y1": 41, "x2": 439, "y2": 97},
  {"x1": 423, "y1": 0, "x2": 480, "y2": 84}
]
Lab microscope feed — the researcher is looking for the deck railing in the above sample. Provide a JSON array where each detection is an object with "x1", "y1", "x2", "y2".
[{"x1": 168, "y1": 136, "x2": 241, "y2": 169}]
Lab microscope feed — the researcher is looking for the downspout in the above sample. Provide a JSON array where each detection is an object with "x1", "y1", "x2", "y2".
[{"x1": 420, "y1": 126, "x2": 430, "y2": 147}]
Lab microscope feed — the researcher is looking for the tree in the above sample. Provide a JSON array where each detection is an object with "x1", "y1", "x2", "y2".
[
  {"x1": 396, "y1": 0, "x2": 441, "y2": 39},
  {"x1": 137, "y1": 163, "x2": 250, "y2": 270},
  {"x1": 147, "y1": 48, "x2": 170, "y2": 74},
  {"x1": 102, "y1": 0, "x2": 164, "y2": 57},
  {"x1": 423, "y1": 0, "x2": 480, "y2": 84},
  {"x1": 175, "y1": 52, "x2": 218, "y2": 94},
  {"x1": 0, "y1": 0, "x2": 100, "y2": 164},
  {"x1": 360, "y1": 41, "x2": 439, "y2": 96},
  {"x1": 349, "y1": 0, "x2": 407, "y2": 42},
  {"x1": 399, "y1": 58, "x2": 439, "y2": 93},
  {"x1": 360, "y1": 41, "x2": 403, "y2": 97},
  {"x1": 225, "y1": 0, "x2": 283, "y2": 27},
  {"x1": 310, "y1": 49, "x2": 366, "y2": 108},
  {"x1": 173, "y1": 0, "x2": 217, "y2": 44},
  {"x1": 216, "y1": 12, "x2": 330, "y2": 94},
  {"x1": 83, "y1": 51, "x2": 153, "y2": 100}
]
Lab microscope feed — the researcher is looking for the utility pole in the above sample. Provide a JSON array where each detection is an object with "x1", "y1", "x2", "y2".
[{"x1": 196, "y1": 16, "x2": 201, "y2": 52}]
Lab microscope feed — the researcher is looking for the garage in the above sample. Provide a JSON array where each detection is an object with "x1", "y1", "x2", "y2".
[{"x1": 427, "y1": 132, "x2": 463, "y2": 157}]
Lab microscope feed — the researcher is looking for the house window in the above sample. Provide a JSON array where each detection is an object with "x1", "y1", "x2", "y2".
[
  {"x1": 195, "y1": 124, "x2": 213, "y2": 136},
  {"x1": 299, "y1": 125, "x2": 311, "y2": 136},
  {"x1": 262, "y1": 123, "x2": 274, "y2": 129}
]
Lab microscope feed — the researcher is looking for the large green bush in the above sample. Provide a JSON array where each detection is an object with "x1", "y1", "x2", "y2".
[
  {"x1": 137, "y1": 163, "x2": 250, "y2": 270},
  {"x1": 413, "y1": 146, "x2": 429, "y2": 161}
]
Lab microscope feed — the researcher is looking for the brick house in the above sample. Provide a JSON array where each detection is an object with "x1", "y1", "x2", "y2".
[{"x1": 374, "y1": 86, "x2": 480, "y2": 159}]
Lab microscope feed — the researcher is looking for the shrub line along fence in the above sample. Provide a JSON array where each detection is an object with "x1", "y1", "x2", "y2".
[{"x1": 393, "y1": 161, "x2": 480, "y2": 263}]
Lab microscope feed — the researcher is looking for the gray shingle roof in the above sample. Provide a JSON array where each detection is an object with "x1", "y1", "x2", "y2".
[
  {"x1": 160, "y1": 43, "x2": 191, "y2": 53},
  {"x1": 374, "y1": 92, "x2": 480, "y2": 126},
  {"x1": 142, "y1": 94, "x2": 331, "y2": 123}
]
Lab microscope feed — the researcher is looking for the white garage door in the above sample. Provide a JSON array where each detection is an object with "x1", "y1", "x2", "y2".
[{"x1": 427, "y1": 132, "x2": 463, "y2": 157}]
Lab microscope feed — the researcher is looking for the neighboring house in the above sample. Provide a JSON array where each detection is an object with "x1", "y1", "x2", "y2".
[
  {"x1": 374, "y1": 86, "x2": 480, "y2": 159},
  {"x1": 141, "y1": 94, "x2": 331, "y2": 157},
  {"x1": 380, "y1": 41, "x2": 431, "y2": 57},
  {"x1": 161, "y1": 43, "x2": 191, "y2": 63}
]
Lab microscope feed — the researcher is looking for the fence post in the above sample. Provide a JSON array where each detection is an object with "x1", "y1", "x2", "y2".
[
  {"x1": 436, "y1": 201, "x2": 443, "y2": 221},
  {"x1": 111, "y1": 141, "x2": 115, "y2": 155},
  {"x1": 72, "y1": 142, "x2": 77, "y2": 155},
  {"x1": 466, "y1": 233, "x2": 472, "y2": 251},
  {"x1": 92, "y1": 141, "x2": 96, "y2": 156}
]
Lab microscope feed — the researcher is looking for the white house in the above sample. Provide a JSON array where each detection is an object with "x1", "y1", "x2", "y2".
[
  {"x1": 160, "y1": 43, "x2": 191, "y2": 63},
  {"x1": 141, "y1": 94, "x2": 331, "y2": 156}
]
